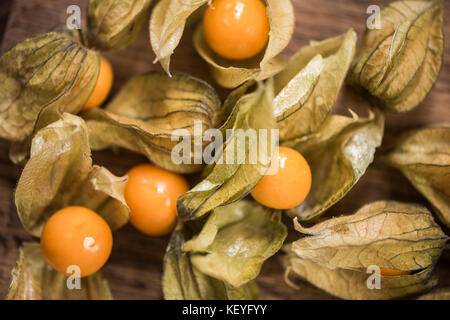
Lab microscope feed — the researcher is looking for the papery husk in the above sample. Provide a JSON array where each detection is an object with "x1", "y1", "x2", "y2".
[
  {"x1": 274, "y1": 29, "x2": 357, "y2": 140},
  {"x1": 15, "y1": 113, "x2": 129, "y2": 237},
  {"x1": 6, "y1": 242, "x2": 112, "y2": 300},
  {"x1": 183, "y1": 200, "x2": 287, "y2": 288},
  {"x1": 284, "y1": 200, "x2": 448, "y2": 300},
  {"x1": 347, "y1": 0, "x2": 444, "y2": 113},
  {"x1": 83, "y1": 72, "x2": 221, "y2": 174},
  {"x1": 177, "y1": 80, "x2": 276, "y2": 220},
  {"x1": 87, "y1": 0, "x2": 152, "y2": 51},
  {"x1": 192, "y1": 0, "x2": 294, "y2": 88},
  {"x1": 0, "y1": 32, "x2": 99, "y2": 143},
  {"x1": 162, "y1": 223, "x2": 260, "y2": 300},
  {"x1": 285, "y1": 110, "x2": 384, "y2": 221},
  {"x1": 385, "y1": 124, "x2": 450, "y2": 227}
]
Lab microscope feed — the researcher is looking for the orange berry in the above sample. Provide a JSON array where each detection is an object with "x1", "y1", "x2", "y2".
[
  {"x1": 203, "y1": 0, "x2": 270, "y2": 60},
  {"x1": 124, "y1": 164, "x2": 189, "y2": 236},
  {"x1": 251, "y1": 146, "x2": 312, "y2": 210},
  {"x1": 40, "y1": 206, "x2": 113, "y2": 277},
  {"x1": 380, "y1": 268, "x2": 411, "y2": 276},
  {"x1": 82, "y1": 55, "x2": 114, "y2": 111}
]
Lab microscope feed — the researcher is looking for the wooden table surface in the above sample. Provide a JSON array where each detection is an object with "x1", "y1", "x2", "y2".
[{"x1": 0, "y1": 0, "x2": 449, "y2": 300}]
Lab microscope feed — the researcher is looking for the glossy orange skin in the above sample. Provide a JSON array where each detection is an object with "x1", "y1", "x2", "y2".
[
  {"x1": 124, "y1": 164, "x2": 189, "y2": 236},
  {"x1": 203, "y1": 0, "x2": 270, "y2": 60},
  {"x1": 82, "y1": 55, "x2": 114, "y2": 111},
  {"x1": 40, "y1": 206, "x2": 113, "y2": 277},
  {"x1": 251, "y1": 146, "x2": 312, "y2": 210},
  {"x1": 380, "y1": 268, "x2": 411, "y2": 276}
]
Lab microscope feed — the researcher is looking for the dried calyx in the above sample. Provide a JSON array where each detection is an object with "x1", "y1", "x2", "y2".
[{"x1": 348, "y1": 0, "x2": 444, "y2": 113}]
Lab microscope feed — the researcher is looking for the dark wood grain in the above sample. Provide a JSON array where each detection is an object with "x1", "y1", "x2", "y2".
[{"x1": 0, "y1": 0, "x2": 449, "y2": 300}]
